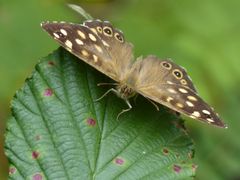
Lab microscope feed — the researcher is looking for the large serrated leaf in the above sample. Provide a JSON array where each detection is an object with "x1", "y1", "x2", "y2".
[{"x1": 5, "y1": 48, "x2": 196, "y2": 179}]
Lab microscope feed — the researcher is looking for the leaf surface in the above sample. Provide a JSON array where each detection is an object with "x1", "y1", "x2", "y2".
[{"x1": 5, "y1": 48, "x2": 195, "y2": 179}]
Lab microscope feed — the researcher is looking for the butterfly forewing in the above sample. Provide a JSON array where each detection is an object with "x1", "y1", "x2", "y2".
[
  {"x1": 41, "y1": 21, "x2": 119, "y2": 81},
  {"x1": 42, "y1": 20, "x2": 134, "y2": 82}
]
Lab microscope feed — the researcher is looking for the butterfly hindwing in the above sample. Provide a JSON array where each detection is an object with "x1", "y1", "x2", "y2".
[{"x1": 138, "y1": 83, "x2": 225, "y2": 127}]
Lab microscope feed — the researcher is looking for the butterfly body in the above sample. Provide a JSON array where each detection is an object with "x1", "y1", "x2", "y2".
[
  {"x1": 116, "y1": 84, "x2": 136, "y2": 100},
  {"x1": 41, "y1": 19, "x2": 227, "y2": 128}
]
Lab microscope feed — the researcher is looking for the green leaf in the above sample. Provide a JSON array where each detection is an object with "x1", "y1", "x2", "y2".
[{"x1": 5, "y1": 48, "x2": 195, "y2": 179}]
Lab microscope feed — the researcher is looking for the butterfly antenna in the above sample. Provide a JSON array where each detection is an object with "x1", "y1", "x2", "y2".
[{"x1": 68, "y1": 4, "x2": 93, "y2": 20}]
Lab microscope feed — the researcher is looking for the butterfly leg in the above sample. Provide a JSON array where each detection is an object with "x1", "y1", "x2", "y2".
[
  {"x1": 133, "y1": 94, "x2": 139, "y2": 105},
  {"x1": 95, "y1": 88, "x2": 118, "y2": 102},
  {"x1": 117, "y1": 99, "x2": 132, "y2": 120},
  {"x1": 146, "y1": 98, "x2": 160, "y2": 111}
]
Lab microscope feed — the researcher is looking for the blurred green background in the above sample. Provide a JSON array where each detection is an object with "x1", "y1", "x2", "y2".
[{"x1": 1, "y1": 0, "x2": 240, "y2": 179}]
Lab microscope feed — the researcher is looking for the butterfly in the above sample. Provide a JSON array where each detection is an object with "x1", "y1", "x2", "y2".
[{"x1": 41, "y1": 18, "x2": 227, "y2": 128}]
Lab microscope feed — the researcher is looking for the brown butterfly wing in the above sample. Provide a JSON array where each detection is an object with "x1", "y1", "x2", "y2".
[
  {"x1": 128, "y1": 55, "x2": 197, "y2": 92},
  {"x1": 41, "y1": 20, "x2": 134, "y2": 82},
  {"x1": 83, "y1": 20, "x2": 134, "y2": 81},
  {"x1": 129, "y1": 56, "x2": 226, "y2": 128}
]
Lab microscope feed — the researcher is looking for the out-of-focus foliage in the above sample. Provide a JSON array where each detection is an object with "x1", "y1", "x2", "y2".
[{"x1": 1, "y1": 0, "x2": 239, "y2": 179}]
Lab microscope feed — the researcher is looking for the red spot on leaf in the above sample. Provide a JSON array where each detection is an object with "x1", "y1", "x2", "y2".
[
  {"x1": 48, "y1": 61, "x2": 55, "y2": 66},
  {"x1": 32, "y1": 173, "x2": 43, "y2": 180},
  {"x1": 44, "y1": 88, "x2": 53, "y2": 96},
  {"x1": 173, "y1": 164, "x2": 181, "y2": 173},
  {"x1": 163, "y1": 148, "x2": 169, "y2": 155},
  {"x1": 115, "y1": 157, "x2": 124, "y2": 165},
  {"x1": 87, "y1": 118, "x2": 96, "y2": 126},
  {"x1": 32, "y1": 151, "x2": 39, "y2": 159},
  {"x1": 35, "y1": 135, "x2": 41, "y2": 141},
  {"x1": 9, "y1": 167, "x2": 16, "y2": 175}
]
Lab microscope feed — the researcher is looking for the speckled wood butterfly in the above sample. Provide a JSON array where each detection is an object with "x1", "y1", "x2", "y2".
[{"x1": 41, "y1": 8, "x2": 227, "y2": 128}]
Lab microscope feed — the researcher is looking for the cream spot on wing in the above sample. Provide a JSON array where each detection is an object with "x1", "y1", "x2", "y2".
[
  {"x1": 207, "y1": 118, "x2": 214, "y2": 122},
  {"x1": 166, "y1": 97, "x2": 174, "y2": 102},
  {"x1": 179, "y1": 88, "x2": 188, "y2": 94},
  {"x1": 90, "y1": 28, "x2": 98, "y2": 34},
  {"x1": 89, "y1": 33, "x2": 97, "y2": 41},
  {"x1": 167, "y1": 88, "x2": 177, "y2": 94},
  {"x1": 77, "y1": 30, "x2": 86, "y2": 39},
  {"x1": 102, "y1": 40, "x2": 110, "y2": 47},
  {"x1": 60, "y1": 29, "x2": 67, "y2": 36},
  {"x1": 93, "y1": 54, "x2": 98, "y2": 63},
  {"x1": 81, "y1": 50, "x2": 89, "y2": 57},
  {"x1": 95, "y1": 44, "x2": 103, "y2": 53},
  {"x1": 202, "y1": 110, "x2": 211, "y2": 115},
  {"x1": 53, "y1": 33, "x2": 60, "y2": 38},
  {"x1": 192, "y1": 111, "x2": 200, "y2": 117},
  {"x1": 176, "y1": 103, "x2": 184, "y2": 108},
  {"x1": 167, "y1": 81, "x2": 173, "y2": 85},
  {"x1": 187, "y1": 96, "x2": 197, "y2": 101},
  {"x1": 189, "y1": 115, "x2": 197, "y2": 119},
  {"x1": 66, "y1": 47, "x2": 72, "y2": 52},
  {"x1": 186, "y1": 101, "x2": 194, "y2": 107},
  {"x1": 75, "y1": 38, "x2": 84, "y2": 45},
  {"x1": 65, "y1": 40, "x2": 72, "y2": 49}
]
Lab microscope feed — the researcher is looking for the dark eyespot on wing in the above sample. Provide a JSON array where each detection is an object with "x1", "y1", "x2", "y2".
[
  {"x1": 159, "y1": 59, "x2": 197, "y2": 92},
  {"x1": 83, "y1": 20, "x2": 125, "y2": 43}
]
